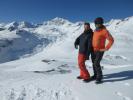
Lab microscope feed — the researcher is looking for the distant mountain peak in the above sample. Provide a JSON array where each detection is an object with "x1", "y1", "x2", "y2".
[
  {"x1": 7, "y1": 21, "x2": 19, "y2": 27},
  {"x1": 51, "y1": 17, "x2": 69, "y2": 22},
  {"x1": 43, "y1": 17, "x2": 72, "y2": 26},
  {"x1": 122, "y1": 16, "x2": 133, "y2": 22},
  {"x1": 19, "y1": 21, "x2": 35, "y2": 28}
]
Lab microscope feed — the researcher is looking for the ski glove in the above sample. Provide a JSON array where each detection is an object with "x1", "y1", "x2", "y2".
[{"x1": 75, "y1": 44, "x2": 78, "y2": 49}]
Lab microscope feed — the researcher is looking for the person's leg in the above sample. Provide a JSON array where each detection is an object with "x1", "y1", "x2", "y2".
[
  {"x1": 91, "y1": 52, "x2": 97, "y2": 78},
  {"x1": 78, "y1": 53, "x2": 90, "y2": 80},
  {"x1": 93, "y1": 51, "x2": 104, "y2": 82}
]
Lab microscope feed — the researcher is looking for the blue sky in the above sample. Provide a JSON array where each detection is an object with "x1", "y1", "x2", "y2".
[{"x1": 0, "y1": 0, "x2": 133, "y2": 23}]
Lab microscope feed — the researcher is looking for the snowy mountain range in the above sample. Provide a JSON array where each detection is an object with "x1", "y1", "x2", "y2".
[
  {"x1": 0, "y1": 16, "x2": 133, "y2": 100},
  {"x1": 0, "y1": 17, "x2": 133, "y2": 64}
]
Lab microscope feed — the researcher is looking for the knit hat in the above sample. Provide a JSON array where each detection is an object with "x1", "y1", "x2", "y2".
[
  {"x1": 84, "y1": 22, "x2": 90, "y2": 26},
  {"x1": 94, "y1": 17, "x2": 104, "y2": 24}
]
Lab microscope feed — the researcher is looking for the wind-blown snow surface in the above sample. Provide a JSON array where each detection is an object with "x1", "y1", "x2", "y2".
[{"x1": 0, "y1": 17, "x2": 133, "y2": 100}]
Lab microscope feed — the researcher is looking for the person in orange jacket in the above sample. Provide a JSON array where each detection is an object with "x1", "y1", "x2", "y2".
[
  {"x1": 92, "y1": 17, "x2": 114, "y2": 84},
  {"x1": 74, "y1": 22, "x2": 93, "y2": 82}
]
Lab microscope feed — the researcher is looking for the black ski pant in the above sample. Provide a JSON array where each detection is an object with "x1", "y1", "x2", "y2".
[{"x1": 91, "y1": 51, "x2": 104, "y2": 80}]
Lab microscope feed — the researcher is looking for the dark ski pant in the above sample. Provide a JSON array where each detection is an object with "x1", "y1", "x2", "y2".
[{"x1": 91, "y1": 51, "x2": 104, "y2": 80}]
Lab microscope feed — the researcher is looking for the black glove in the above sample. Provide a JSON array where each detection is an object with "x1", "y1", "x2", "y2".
[{"x1": 74, "y1": 44, "x2": 78, "y2": 49}]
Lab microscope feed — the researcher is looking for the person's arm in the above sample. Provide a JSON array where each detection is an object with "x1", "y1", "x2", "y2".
[
  {"x1": 85, "y1": 32, "x2": 93, "y2": 60},
  {"x1": 74, "y1": 36, "x2": 80, "y2": 49},
  {"x1": 87, "y1": 32, "x2": 93, "y2": 52},
  {"x1": 105, "y1": 31, "x2": 114, "y2": 50},
  {"x1": 101, "y1": 30, "x2": 114, "y2": 51}
]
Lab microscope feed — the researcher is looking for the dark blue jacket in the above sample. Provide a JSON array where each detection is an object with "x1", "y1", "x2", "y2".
[{"x1": 74, "y1": 29, "x2": 93, "y2": 60}]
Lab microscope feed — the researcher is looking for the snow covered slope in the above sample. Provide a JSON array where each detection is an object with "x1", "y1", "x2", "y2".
[
  {"x1": 0, "y1": 18, "x2": 73, "y2": 63},
  {"x1": 0, "y1": 16, "x2": 133, "y2": 100}
]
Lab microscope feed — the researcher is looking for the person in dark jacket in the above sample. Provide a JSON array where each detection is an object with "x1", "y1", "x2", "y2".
[{"x1": 74, "y1": 22, "x2": 93, "y2": 82}]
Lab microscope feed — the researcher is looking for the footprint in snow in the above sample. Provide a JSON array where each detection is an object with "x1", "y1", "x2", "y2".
[
  {"x1": 17, "y1": 88, "x2": 26, "y2": 100},
  {"x1": 116, "y1": 91, "x2": 123, "y2": 96},
  {"x1": 115, "y1": 91, "x2": 131, "y2": 100},
  {"x1": 124, "y1": 82, "x2": 131, "y2": 87},
  {"x1": 7, "y1": 89, "x2": 16, "y2": 100},
  {"x1": 123, "y1": 96, "x2": 132, "y2": 100}
]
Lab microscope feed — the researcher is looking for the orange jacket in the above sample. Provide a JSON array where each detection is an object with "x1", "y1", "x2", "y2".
[{"x1": 92, "y1": 27, "x2": 114, "y2": 51}]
